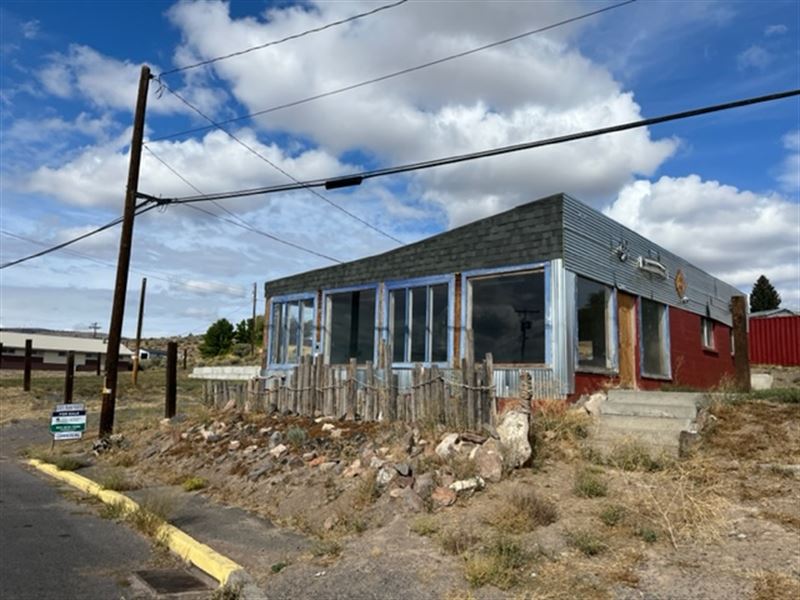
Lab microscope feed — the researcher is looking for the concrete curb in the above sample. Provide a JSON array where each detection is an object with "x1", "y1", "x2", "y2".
[{"x1": 27, "y1": 459, "x2": 248, "y2": 588}]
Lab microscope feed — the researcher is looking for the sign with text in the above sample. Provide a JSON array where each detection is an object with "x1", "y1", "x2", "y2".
[{"x1": 50, "y1": 403, "x2": 87, "y2": 439}]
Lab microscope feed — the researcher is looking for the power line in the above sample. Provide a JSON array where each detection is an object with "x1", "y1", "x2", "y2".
[
  {"x1": 149, "y1": 0, "x2": 636, "y2": 143},
  {"x1": 142, "y1": 145, "x2": 343, "y2": 263},
  {"x1": 151, "y1": 81, "x2": 404, "y2": 244},
  {"x1": 0, "y1": 202, "x2": 159, "y2": 269},
  {"x1": 0, "y1": 229, "x2": 248, "y2": 297},
  {"x1": 156, "y1": 0, "x2": 409, "y2": 78},
  {"x1": 157, "y1": 88, "x2": 800, "y2": 206}
]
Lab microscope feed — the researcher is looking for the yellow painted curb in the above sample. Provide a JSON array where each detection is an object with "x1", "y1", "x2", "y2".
[{"x1": 27, "y1": 459, "x2": 243, "y2": 585}]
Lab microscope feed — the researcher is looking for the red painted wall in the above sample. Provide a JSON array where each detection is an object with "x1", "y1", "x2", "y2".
[{"x1": 749, "y1": 316, "x2": 800, "y2": 366}]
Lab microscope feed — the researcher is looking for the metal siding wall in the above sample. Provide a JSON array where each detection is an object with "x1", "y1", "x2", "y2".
[
  {"x1": 749, "y1": 316, "x2": 800, "y2": 366},
  {"x1": 549, "y1": 259, "x2": 573, "y2": 395},
  {"x1": 561, "y1": 195, "x2": 739, "y2": 327}
]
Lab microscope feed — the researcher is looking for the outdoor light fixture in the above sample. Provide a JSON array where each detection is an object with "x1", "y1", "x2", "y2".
[
  {"x1": 613, "y1": 241, "x2": 628, "y2": 262},
  {"x1": 637, "y1": 256, "x2": 668, "y2": 279}
]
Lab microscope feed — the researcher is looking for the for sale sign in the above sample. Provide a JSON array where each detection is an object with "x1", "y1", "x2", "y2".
[{"x1": 51, "y1": 403, "x2": 87, "y2": 439}]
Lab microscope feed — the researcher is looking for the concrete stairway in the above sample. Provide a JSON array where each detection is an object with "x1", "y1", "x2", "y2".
[{"x1": 590, "y1": 390, "x2": 705, "y2": 458}]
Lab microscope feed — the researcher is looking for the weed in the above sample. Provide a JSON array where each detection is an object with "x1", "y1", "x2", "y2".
[
  {"x1": 99, "y1": 469, "x2": 138, "y2": 491},
  {"x1": 99, "y1": 500, "x2": 128, "y2": 521},
  {"x1": 608, "y1": 442, "x2": 666, "y2": 472},
  {"x1": 636, "y1": 527, "x2": 658, "y2": 543},
  {"x1": 566, "y1": 530, "x2": 607, "y2": 556},
  {"x1": 138, "y1": 489, "x2": 180, "y2": 522},
  {"x1": 410, "y1": 516, "x2": 440, "y2": 537},
  {"x1": 110, "y1": 451, "x2": 136, "y2": 468},
  {"x1": 353, "y1": 470, "x2": 380, "y2": 507},
  {"x1": 751, "y1": 570, "x2": 800, "y2": 600},
  {"x1": 464, "y1": 536, "x2": 530, "y2": 590},
  {"x1": 311, "y1": 539, "x2": 341, "y2": 557},
  {"x1": 182, "y1": 476, "x2": 208, "y2": 492},
  {"x1": 126, "y1": 506, "x2": 166, "y2": 538},
  {"x1": 44, "y1": 455, "x2": 87, "y2": 471},
  {"x1": 438, "y1": 528, "x2": 480, "y2": 556},
  {"x1": 448, "y1": 455, "x2": 479, "y2": 481},
  {"x1": 210, "y1": 583, "x2": 243, "y2": 600},
  {"x1": 485, "y1": 487, "x2": 558, "y2": 533},
  {"x1": 599, "y1": 504, "x2": 626, "y2": 527},
  {"x1": 747, "y1": 388, "x2": 800, "y2": 403},
  {"x1": 285, "y1": 426, "x2": 308, "y2": 448},
  {"x1": 574, "y1": 466, "x2": 608, "y2": 498},
  {"x1": 270, "y1": 561, "x2": 289, "y2": 573}
]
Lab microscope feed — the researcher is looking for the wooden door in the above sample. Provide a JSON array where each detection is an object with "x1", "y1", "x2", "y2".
[{"x1": 618, "y1": 292, "x2": 637, "y2": 389}]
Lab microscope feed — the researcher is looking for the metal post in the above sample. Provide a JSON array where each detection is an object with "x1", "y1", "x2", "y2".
[
  {"x1": 96, "y1": 352, "x2": 102, "y2": 376},
  {"x1": 132, "y1": 277, "x2": 147, "y2": 386},
  {"x1": 251, "y1": 282, "x2": 257, "y2": 357},
  {"x1": 23, "y1": 339, "x2": 32, "y2": 391},
  {"x1": 731, "y1": 295, "x2": 751, "y2": 392},
  {"x1": 165, "y1": 342, "x2": 177, "y2": 419},
  {"x1": 99, "y1": 65, "x2": 151, "y2": 437},
  {"x1": 182, "y1": 348, "x2": 187, "y2": 370},
  {"x1": 64, "y1": 351, "x2": 75, "y2": 404}
]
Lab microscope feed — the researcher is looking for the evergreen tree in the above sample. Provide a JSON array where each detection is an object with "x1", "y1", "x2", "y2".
[
  {"x1": 234, "y1": 316, "x2": 265, "y2": 345},
  {"x1": 199, "y1": 318, "x2": 235, "y2": 357},
  {"x1": 750, "y1": 275, "x2": 781, "y2": 312}
]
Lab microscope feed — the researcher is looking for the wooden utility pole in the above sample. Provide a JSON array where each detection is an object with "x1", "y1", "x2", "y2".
[
  {"x1": 96, "y1": 352, "x2": 102, "y2": 376},
  {"x1": 131, "y1": 276, "x2": 147, "y2": 386},
  {"x1": 182, "y1": 347, "x2": 188, "y2": 370},
  {"x1": 64, "y1": 351, "x2": 75, "y2": 404},
  {"x1": 0, "y1": 342, "x2": 4, "y2": 371},
  {"x1": 23, "y1": 339, "x2": 32, "y2": 391},
  {"x1": 165, "y1": 341, "x2": 177, "y2": 418},
  {"x1": 251, "y1": 282, "x2": 257, "y2": 357},
  {"x1": 731, "y1": 295, "x2": 751, "y2": 392},
  {"x1": 99, "y1": 65, "x2": 151, "y2": 437}
]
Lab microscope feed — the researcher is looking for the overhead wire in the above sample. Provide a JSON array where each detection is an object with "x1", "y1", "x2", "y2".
[
  {"x1": 142, "y1": 145, "x2": 343, "y2": 263},
  {"x1": 156, "y1": 0, "x2": 409, "y2": 78},
  {"x1": 156, "y1": 88, "x2": 800, "y2": 205},
  {"x1": 149, "y1": 0, "x2": 636, "y2": 143}
]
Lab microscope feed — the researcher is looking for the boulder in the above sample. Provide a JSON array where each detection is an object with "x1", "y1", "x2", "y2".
[
  {"x1": 413, "y1": 472, "x2": 435, "y2": 499},
  {"x1": 460, "y1": 432, "x2": 487, "y2": 445},
  {"x1": 583, "y1": 392, "x2": 606, "y2": 417},
  {"x1": 471, "y1": 439, "x2": 504, "y2": 483},
  {"x1": 435, "y1": 433, "x2": 460, "y2": 460},
  {"x1": 751, "y1": 373, "x2": 774, "y2": 391},
  {"x1": 376, "y1": 466, "x2": 396, "y2": 487},
  {"x1": 431, "y1": 486, "x2": 456, "y2": 507},
  {"x1": 449, "y1": 476, "x2": 485, "y2": 493},
  {"x1": 497, "y1": 409, "x2": 531, "y2": 468},
  {"x1": 393, "y1": 487, "x2": 424, "y2": 512}
]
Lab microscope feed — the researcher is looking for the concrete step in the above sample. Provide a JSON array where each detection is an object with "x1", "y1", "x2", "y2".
[
  {"x1": 591, "y1": 426, "x2": 685, "y2": 448},
  {"x1": 606, "y1": 389, "x2": 704, "y2": 407},
  {"x1": 600, "y1": 401, "x2": 697, "y2": 420},
  {"x1": 596, "y1": 414, "x2": 693, "y2": 433}
]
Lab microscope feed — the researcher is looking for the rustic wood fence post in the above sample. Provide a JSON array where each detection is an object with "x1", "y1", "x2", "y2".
[{"x1": 63, "y1": 351, "x2": 75, "y2": 404}]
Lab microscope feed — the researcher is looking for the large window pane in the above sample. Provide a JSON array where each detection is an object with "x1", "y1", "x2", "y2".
[
  {"x1": 330, "y1": 290, "x2": 375, "y2": 364},
  {"x1": 641, "y1": 299, "x2": 668, "y2": 376},
  {"x1": 301, "y1": 299, "x2": 315, "y2": 356},
  {"x1": 286, "y1": 302, "x2": 300, "y2": 363},
  {"x1": 431, "y1": 284, "x2": 448, "y2": 362},
  {"x1": 472, "y1": 271, "x2": 545, "y2": 364},
  {"x1": 410, "y1": 287, "x2": 427, "y2": 362},
  {"x1": 270, "y1": 298, "x2": 315, "y2": 365},
  {"x1": 391, "y1": 290, "x2": 406, "y2": 363},
  {"x1": 271, "y1": 303, "x2": 283, "y2": 363},
  {"x1": 577, "y1": 277, "x2": 609, "y2": 369}
]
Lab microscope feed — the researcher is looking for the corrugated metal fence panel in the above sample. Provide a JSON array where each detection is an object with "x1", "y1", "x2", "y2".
[
  {"x1": 493, "y1": 367, "x2": 563, "y2": 399},
  {"x1": 749, "y1": 316, "x2": 800, "y2": 366}
]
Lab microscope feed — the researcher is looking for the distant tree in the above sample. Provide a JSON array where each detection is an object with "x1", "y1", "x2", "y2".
[
  {"x1": 200, "y1": 318, "x2": 235, "y2": 357},
  {"x1": 750, "y1": 275, "x2": 781, "y2": 312},
  {"x1": 234, "y1": 316, "x2": 265, "y2": 346}
]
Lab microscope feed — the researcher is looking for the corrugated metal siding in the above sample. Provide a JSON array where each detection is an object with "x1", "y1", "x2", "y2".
[
  {"x1": 750, "y1": 316, "x2": 800, "y2": 366},
  {"x1": 561, "y1": 195, "x2": 740, "y2": 327}
]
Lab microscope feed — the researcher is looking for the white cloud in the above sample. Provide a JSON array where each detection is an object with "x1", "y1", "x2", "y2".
[
  {"x1": 606, "y1": 175, "x2": 800, "y2": 308},
  {"x1": 778, "y1": 130, "x2": 800, "y2": 193},
  {"x1": 765, "y1": 24, "x2": 788, "y2": 36},
  {"x1": 21, "y1": 20, "x2": 40, "y2": 40},
  {"x1": 737, "y1": 44, "x2": 773, "y2": 70}
]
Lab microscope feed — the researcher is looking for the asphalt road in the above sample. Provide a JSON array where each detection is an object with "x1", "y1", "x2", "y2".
[{"x1": 0, "y1": 421, "x2": 155, "y2": 599}]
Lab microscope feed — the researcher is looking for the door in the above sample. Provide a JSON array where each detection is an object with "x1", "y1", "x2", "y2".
[{"x1": 618, "y1": 292, "x2": 637, "y2": 389}]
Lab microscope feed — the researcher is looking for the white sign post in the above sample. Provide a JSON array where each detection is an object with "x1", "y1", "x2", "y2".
[{"x1": 50, "y1": 403, "x2": 87, "y2": 442}]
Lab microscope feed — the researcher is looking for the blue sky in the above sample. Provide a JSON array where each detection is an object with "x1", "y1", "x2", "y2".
[{"x1": 1, "y1": 0, "x2": 798, "y2": 336}]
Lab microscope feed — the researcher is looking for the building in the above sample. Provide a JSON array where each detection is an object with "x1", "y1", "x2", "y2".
[
  {"x1": 263, "y1": 193, "x2": 743, "y2": 399},
  {"x1": 0, "y1": 331, "x2": 133, "y2": 371},
  {"x1": 749, "y1": 310, "x2": 800, "y2": 366}
]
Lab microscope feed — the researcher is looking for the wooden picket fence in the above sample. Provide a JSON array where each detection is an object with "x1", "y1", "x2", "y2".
[{"x1": 202, "y1": 354, "x2": 497, "y2": 431}]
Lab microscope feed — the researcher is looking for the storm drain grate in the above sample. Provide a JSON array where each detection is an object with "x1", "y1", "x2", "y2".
[{"x1": 134, "y1": 569, "x2": 212, "y2": 594}]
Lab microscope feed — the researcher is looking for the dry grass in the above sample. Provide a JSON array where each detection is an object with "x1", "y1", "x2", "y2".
[
  {"x1": 574, "y1": 466, "x2": 608, "y2": 498},
  {"x1": 566, "y1": 529, "x2": 608, "y2": 556},
  {"x1": 464, "y1": 536, "x2": 531, "y2": 590},
  {"x1": 438, "y1": 527, "x2": 480, "y2": 556},
  {"x1": 182, "y1": 476, "x2": 208, "y2": 491},
  {"x1": 483, "y1": 486, "x2": 558, "y2": 533},
  {"x1": 410, "y1": 515, "x2": 440, "y2": 537},
  {"x1": 750, "y1": 570, "x2": 800, "y2": 600},
  {"x1": 98, "y1": 468, "x2": 139, "y2": 491},
  {"x1": 531, "y1": 400, "x2": 591, "y2": 461},
  {"x1": 353, "y1": 470, "x2": 380, "y2": 507},
  {"x1": 606, "y1": 440, "x2": 669, "y2": 472}
]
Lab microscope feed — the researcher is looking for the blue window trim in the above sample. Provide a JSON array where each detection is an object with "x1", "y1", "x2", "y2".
[
  {"x1": 460, "y1": 262, "x2": 550, "y2": 366},
  {"x1": 573, "y1": 275, "x2": 620, "y2": 375},
  {"x1": 639, "y1": 298, "x2": 672, "y2": 380},
  {"x1": 267, "y1": 292, "x2": 317, "y2": 369},
  {"x1": 383, "y1": 274, "x2": 455, "y2": 368},
  {"x1": 322, "y1": 284, "x2": 380, "y2": 365}
]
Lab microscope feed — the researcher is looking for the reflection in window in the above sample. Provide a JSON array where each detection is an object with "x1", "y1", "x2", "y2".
[
  {"x1": 701, "y1": 317, "x2": 715, "y2": 349},
  {"x1": 471, "y1": 271, "x2": 545, "y2": 364},
  {"x1": 577, "y1": 277, "x2": 611, "y2": 369},
  {"x1": 271, "y1": 298, "x2": 315, "y2": 365},
  {"x1": 641, "y1": 299, "x2": 669, "y2": 377},
  {"x1": 390, "y1": 283, "x2": 449, "y2": 363},
  {"x1": 329, "y1": 290, "x2": 375, "y2": 364}
]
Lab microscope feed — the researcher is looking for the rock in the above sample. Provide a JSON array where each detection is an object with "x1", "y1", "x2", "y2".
[
  {"x1": 449, "y1": 476, "x2": 485, "y2": 493},
  {"x1": 302, "y1": 451, "x2": 317, "y2": 461},
  {"x1": 751, "y1": 373, "x2": 774, "y2": 391},
  {"x1": 288, "y1": 455, "x2": 305, "y2": 469},
  {"x1": 394, "y1": 463, "x2": 411, "y2": 477},
  {"x1": 460, "y1": 432, "x2": 487, "y2": 445},
  {"x1": 413, "y1": 472, "x2": 435, "y2": 499},
  {"x1": 431, "y1": 486, "x2": 456, "y2": 507},
  {"x1": 376, "y1": 466, "x2": 396, "y2": 487},
  {"x1": 318, "y1": 461, "x2": 338, "y2": 472},
  {"x1": 201, "y1": 429, "x2": 220, "y2": 443},
  {"x1": 393, "y1": 487, "x2": 424, "y2": 512},
  {"x1": 259, "y1": 427, "x2": 272, "y2": 436},
  {"x1": 229, "y1": 440, "x2": 241, "y2": 451},
  {"x1": 439, "y1": 473, "x2": 454, "y2": 488},
  {"x1": 583, "y1": 392, "x2": 606, "y2": 417},
  {"x1": 249, "y1": 459, "x2": 274, "y2": 481},
  {"x1": 309, "y1": 455, "x2": 329, "y2": 467},
  {"x1": 497, "y1": 409, "x2": 531, "y2": 468},
  {"x1": 330, "y1": 428, "x2": 343, "y2": 439},
  {"x1": 321, "y1": 423, "x2": 336, "y2": 432},
  {"x1": 472, "y1": 439, "x2": 504, "y2": 483},
  {"x1": 343, "y1": 459, "x2": 363, "y2": 478},
  {"x1": 269, "y1": 431, "x2": 283, "y2": 448},
  {"x1": 269, "y1": 444, "x2": 288, "y2": 458},
  {"x1": 369, "y1": 456, "x2": 385, "y2": 470},
  {"x1": 435, "y1": 433, "x2": 460, "y2": 460},
  {"x1": 455, "y1": 441, "x2": 477, "y2": 456},
  {"x1": 243, "y1": 444, "x2": 259, "y2": 456},
  {"x1": 323, "y1": 515, "x2": 338, "y2": 531}
]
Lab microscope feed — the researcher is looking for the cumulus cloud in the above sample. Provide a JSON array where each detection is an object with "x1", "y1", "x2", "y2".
[
  {"x1": 737, "y1": 44, "x2": 773, "y2": 70},
  {"x1": 606, "y1": 175, "x2": 800, "y2": 307},
  {"x1": 778, "y1": 130, "x2": 800, "y2": 193},
  {"x1": 764, "y1": 24, "x2": 788, "y2": 36}
]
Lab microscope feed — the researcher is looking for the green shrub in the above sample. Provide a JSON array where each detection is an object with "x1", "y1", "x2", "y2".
[
  {"x1": 574, "y1": 466, "x2": 608, "y2": 498},
  {"x1": 487, "y1": 488, "x2": 558, "y2": 533},
  {"x1": 285, "y1": 426, "x2": 308, "y2": 449},
  {"x1": 410, "y1": 516, "x2": 439, "y2": 537},
  {"x1": 438, "y1": 528, "x2": 480, "y2": 556},
  {"x1": 636, "y1": 527, "x2": 658, "y2": 543},
  {"x1": 464, "y1": 536, "x2": 530, "y2": 590},
  {"x1": 311, "y1": 539, "x2": 341, "y2": 557},
  {"x1": 608, "y1": 442, "x2": 665, "y2": 472},
  {"x1": 182, "y1": 476, "x2": 208, "y2": 492},
  {"x1": 99, "y1": 469, "x2": 138, "y2": 491},
  {"x1": 599, "y1": 504, "x2": 626, "y2": 527},
  {"x1": 270, "y1": 561, "x2": 289, "y2": 573},
  {"x1": 567, "y1": 530, "x2": 607, "y2": 556}
]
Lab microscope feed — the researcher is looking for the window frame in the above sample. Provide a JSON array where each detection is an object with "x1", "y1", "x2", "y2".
[
  {"x1": 638, "y1": 298, "x2": 672, "y2": 380},
  {"x1": 322, "y1": 284, "x2": 380, "y2": 365},
  {"x1": 701, "y1": 317, "x2": 716, "y2": 351},
  {"x1": 574, "y1": 276, "x2": 618, "y2": 374},
  {"x1": 384, "y1": 274, "x2": 454, "y2": 367},
  {"x1": 267, "y1": 292, "x2": 318, "y2": 368},
  {"x1": 461, "y1": 262, "x2": 550, "y2": 367}
]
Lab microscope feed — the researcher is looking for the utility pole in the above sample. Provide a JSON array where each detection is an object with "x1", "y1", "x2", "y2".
[
  {"x1": 99, "y1": 65, "x2": 151, "y2": 437},
  {"x1": 251, "y1": 282, "x2": 257, "y2": 357},
  {"x1": 88, "y1": 322, "x2": 101, "y2": 338},
  {"x1": 132, "y1": 276, "x2": 147, "y2": 386}
]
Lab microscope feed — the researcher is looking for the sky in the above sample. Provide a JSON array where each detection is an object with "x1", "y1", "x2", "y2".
[{"x1": 0, "y1": 0, "x2": 798, "y2": 337}]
